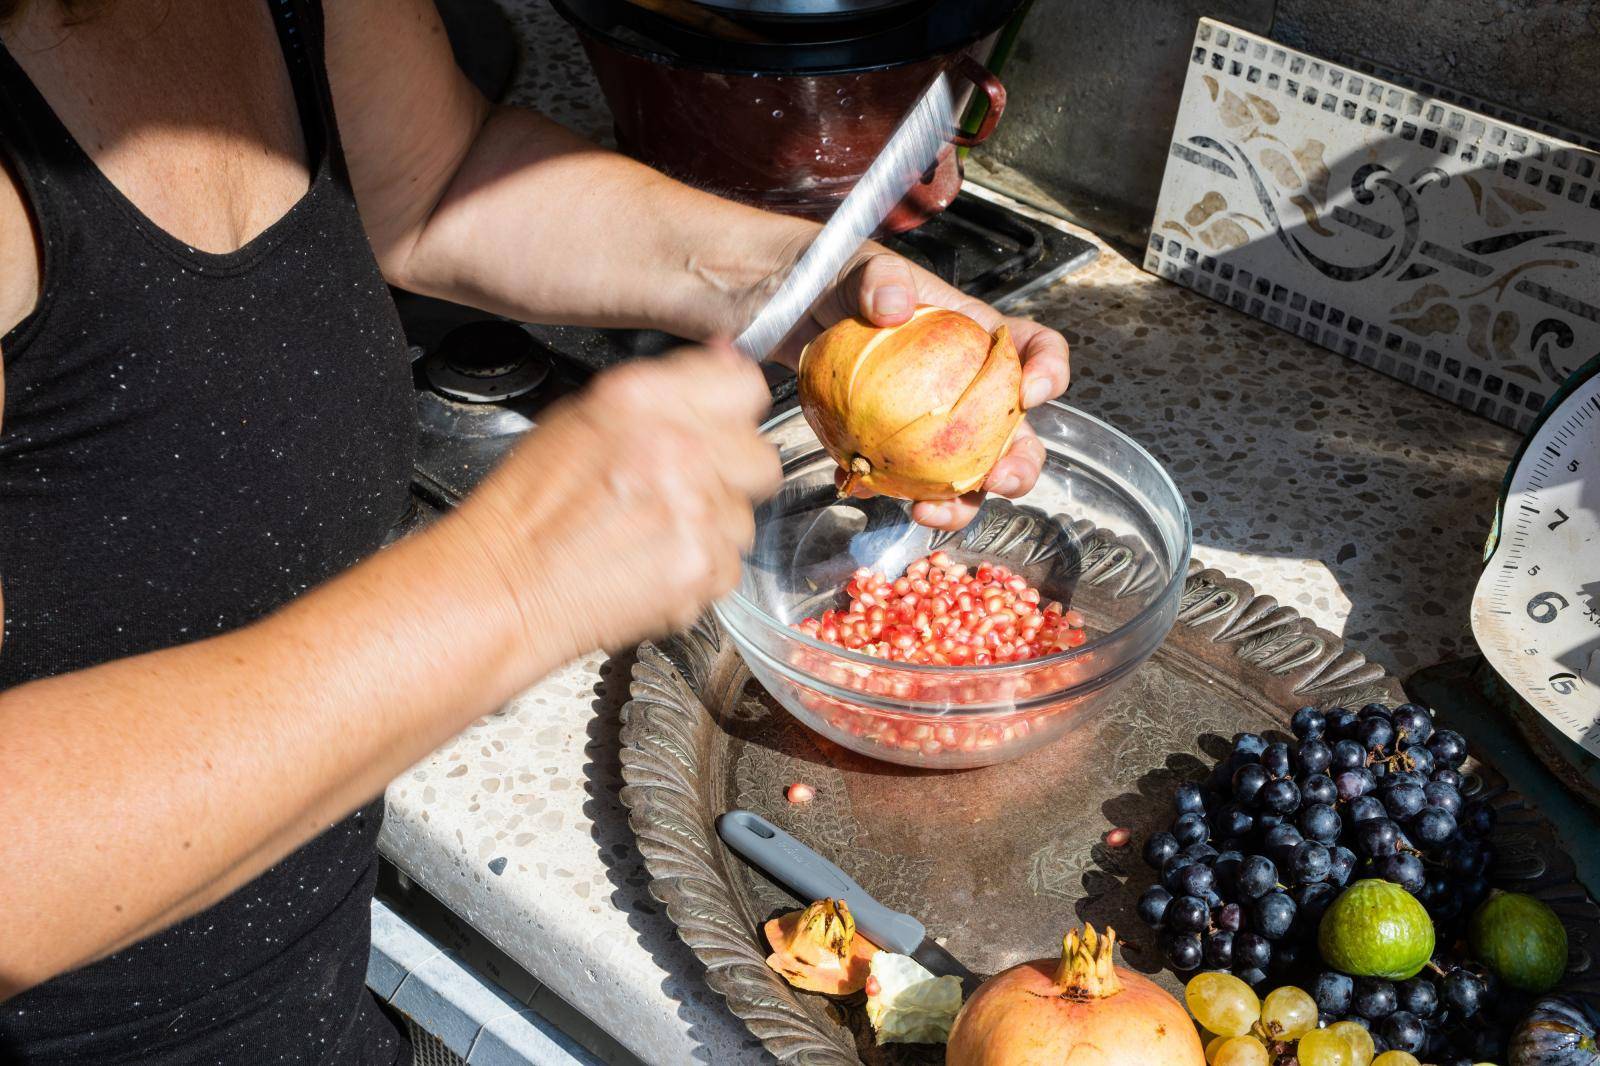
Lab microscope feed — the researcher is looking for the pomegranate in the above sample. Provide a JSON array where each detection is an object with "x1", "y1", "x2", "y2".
[
  {"x1": 762, "y1": 898, "x2": 877, "y2": 996},
  {"x1": 798, "y1": 306, "x2": 1024, "y2": 501},
  {"x1": 945, "y1": 925, "x2": 1204, "y2": 1066}
]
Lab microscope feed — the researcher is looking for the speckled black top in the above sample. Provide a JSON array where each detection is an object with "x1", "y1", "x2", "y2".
[{"x1": 0, "y1": 1, "x2": 415, "y2": 1062}]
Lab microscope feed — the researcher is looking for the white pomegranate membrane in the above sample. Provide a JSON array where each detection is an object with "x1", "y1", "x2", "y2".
[{"x1": 791, "y1": 550, "x2": 1086, "y2": 666}]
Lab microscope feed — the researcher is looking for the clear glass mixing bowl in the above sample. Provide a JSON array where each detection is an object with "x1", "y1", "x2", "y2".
[{"x1": 713, "y1": 402, "x2": 1193, "y2": 769}]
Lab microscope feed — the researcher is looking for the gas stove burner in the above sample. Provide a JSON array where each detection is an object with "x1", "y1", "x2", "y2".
[{"x1": 421, "y1": 320, "x2": 552, "y2": 403}]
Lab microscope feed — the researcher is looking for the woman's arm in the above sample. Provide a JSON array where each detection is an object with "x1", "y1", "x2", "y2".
[
  {"x1": 0, "y1": 345, "x2": 779, "y2": 1001},
  {"x1": 325, "y1": 0, "x2": 1070, "y2": 528},
  {"x1": 323, "y1": 0, "x2": 810, "y2": 338}
]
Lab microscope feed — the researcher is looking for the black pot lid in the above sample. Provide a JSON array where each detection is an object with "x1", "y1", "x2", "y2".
[
  {"x1": 550, "y1": 0, "x2": 1027, "y2": 75},
  {"x1": 693, "y1": 0, "x2": 922, "y2": 18}
]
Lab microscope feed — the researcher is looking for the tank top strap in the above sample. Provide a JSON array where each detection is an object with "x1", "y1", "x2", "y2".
[
  {"x1": 0, "y1": 39, "x2": 95, "y2": 230},
  {"x1": 266, "y1": 0, "x2": 334, "y2": 176}
]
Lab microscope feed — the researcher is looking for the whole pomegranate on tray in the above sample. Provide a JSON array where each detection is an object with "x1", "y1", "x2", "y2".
[{"x1": 945, "y1": 924, "x2": 1205, "y2": 1066}]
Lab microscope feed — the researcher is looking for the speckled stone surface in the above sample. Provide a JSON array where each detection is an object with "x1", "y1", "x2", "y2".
[{"x1": 379, "y1": 4, "x2": 1522, "y2": 1063}]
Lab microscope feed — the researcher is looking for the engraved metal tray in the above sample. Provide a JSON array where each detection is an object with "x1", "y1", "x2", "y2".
[{"x1": 618, "y1": 505, "x2": 1600, "y2": 1065}]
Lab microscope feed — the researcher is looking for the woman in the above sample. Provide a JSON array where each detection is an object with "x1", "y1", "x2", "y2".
[{"x1": 0, "y1": 0, "x2": 1069, "y2": 1062}]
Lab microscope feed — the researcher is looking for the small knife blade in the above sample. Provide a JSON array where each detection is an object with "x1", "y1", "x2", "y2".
[
  {"x1": 733, "y1": 73, "x2": 959, "y2": 362},
  {"x1": 715, "y1": 809, "x2": 979, "y2": 994}
]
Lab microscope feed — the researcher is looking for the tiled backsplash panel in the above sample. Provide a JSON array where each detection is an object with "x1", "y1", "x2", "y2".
[{"x1": 1145, "y1": 18, "x2": 1600, "y2": 433}]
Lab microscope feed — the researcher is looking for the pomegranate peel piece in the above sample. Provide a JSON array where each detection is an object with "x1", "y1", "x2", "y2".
[{"x1": 763, "y1": 898, "x2": 878, "y2": 995}]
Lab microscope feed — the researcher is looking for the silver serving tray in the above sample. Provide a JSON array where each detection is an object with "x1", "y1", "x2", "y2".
[{"x1": 619, "y1": 502, "x2": 1600, "y2": 1064}]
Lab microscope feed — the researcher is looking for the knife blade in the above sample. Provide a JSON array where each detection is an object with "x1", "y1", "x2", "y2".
[
  {"x1": 733, "y1": 73, "x2": 959, "y2": 362},
  {"x1": 715, "y1": 809, "x2": 979, "y2": 994}
]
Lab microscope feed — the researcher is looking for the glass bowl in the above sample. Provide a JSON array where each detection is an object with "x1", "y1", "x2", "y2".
[{"x1": 713, "y1": 402, "x2": 1193, "y2": 769}]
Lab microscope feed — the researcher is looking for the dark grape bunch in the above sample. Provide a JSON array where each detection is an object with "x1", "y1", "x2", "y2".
[
  {"x1": 1309, "y1": 962, "x2": 1522, "y2": 1063},
  {"x1": 1136, "y1": 703, "x2": 1496, "y2": 980}
]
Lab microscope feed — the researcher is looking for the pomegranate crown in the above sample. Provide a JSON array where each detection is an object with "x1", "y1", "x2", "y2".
[
  {"x1": 796, "y1": 898, "x2": 856, "y2": 960},
  {"x1": 1053, "y1": 924, "x2": 1124, "y2": 999}
]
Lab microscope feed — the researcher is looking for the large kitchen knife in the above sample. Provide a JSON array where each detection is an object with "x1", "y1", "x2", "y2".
[
  {"x1": 732, "y1": 73, "x2": 960, "y2": 362},
  {"x1": 716, "y1": 809, "x2": 979, "y2": 994}
]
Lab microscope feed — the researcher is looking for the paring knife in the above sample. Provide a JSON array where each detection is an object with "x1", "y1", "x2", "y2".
[
  {"x1": 716, "y1": 809, "x2": 979, "y2": 994},
  {"x1": 733, "y1": 73, "x2": 959, "y2": 362}
]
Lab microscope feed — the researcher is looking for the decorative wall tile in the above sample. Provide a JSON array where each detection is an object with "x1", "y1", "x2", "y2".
[{"x1": 1146, "y1": 18, "x2": 1600, "y2": 433}]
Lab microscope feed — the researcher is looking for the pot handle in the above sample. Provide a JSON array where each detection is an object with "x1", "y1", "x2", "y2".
[{"x1": 949, "y1": 53, "x2": 1007, "y2": 148}]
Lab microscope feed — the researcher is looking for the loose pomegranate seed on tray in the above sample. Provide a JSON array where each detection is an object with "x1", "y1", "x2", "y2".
[{"x1": 791, "y1": 551, "x2": 1086, "y2": 666}]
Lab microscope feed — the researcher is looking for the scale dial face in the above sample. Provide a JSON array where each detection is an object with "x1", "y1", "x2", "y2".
[{"x1": 1471, "y1": 366, "x2": 1600, "y2": 753}]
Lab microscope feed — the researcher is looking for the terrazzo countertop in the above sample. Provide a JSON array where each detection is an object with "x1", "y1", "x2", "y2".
[{"x1": 378, "y1": 4, "x2": 1522, "y2": 1063}]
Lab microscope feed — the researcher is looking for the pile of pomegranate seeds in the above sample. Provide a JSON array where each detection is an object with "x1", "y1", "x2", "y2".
[{"x1": 792, "y1": 551, "x2": 1086, "y2": 666}]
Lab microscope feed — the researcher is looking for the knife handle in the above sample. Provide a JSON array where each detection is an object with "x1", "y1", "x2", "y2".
[{"x1": 716, "y1": 809, "x2": 925, "y2": 955}]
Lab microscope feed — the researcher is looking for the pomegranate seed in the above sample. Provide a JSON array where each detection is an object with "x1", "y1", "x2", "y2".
[
  {"x1": 865, "y1": 975, "x2": 881, "y2": 997},
  {"x1": 786, "y1": 782, "x2": 815, "y2": 804},
  {"x1": 1105, "y1": 827, "x2": 1131, "y2": 847}
]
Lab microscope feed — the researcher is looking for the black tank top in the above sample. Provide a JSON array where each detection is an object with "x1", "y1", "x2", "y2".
[{"x1": 0, "y1": 1, "x2": 415, "y2": 1062}]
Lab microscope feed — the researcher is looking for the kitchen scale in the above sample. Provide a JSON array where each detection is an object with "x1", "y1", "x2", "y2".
[{"x1": 1413, "y1": 353, "x2": 1600, "y2": 815}]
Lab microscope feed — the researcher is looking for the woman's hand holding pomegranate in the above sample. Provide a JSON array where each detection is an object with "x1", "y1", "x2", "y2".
[
  {"x1": 452, "y1": 343, "x2": 782, "y2": 666},
  {"x1": 782, "y1": 249, "x2": 1069, "y2": 531}
]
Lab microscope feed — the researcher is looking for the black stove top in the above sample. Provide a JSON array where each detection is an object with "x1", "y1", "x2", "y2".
[{"x1": 395, "y1": 189, "x2": 1096, "y2": 508}]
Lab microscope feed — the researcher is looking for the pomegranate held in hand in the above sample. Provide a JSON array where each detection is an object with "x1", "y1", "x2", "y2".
[
  {"x1": 798, "y1": 306, "x2": 1024, "y2": 501},
  {"x1": 763, "y1": 898, "x2": 877, "y2": 995},
  {"x1": 945, "y1": 925, "x2": 1204, "y2": 1066}
]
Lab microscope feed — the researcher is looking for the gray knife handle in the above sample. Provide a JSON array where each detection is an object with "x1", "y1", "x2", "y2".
[{"x1": 715, "y1": 809, "x2": 925, "y2": 955}]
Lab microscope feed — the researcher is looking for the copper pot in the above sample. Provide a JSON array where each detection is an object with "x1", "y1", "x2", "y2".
[{"x1": 554, "y1": 0, "x2": 1016, "y2": 233}]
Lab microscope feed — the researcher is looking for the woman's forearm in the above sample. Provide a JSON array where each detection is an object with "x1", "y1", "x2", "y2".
[
  {"x1": 0, "y1": 336, "x2": 782, "y2": 1002},
  {"x1": 390, "y1": 105, "x2": 818, "y2": 339},
  {"x1": 0, "y1": 511, "x2": 558, "y2": 1000}
]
